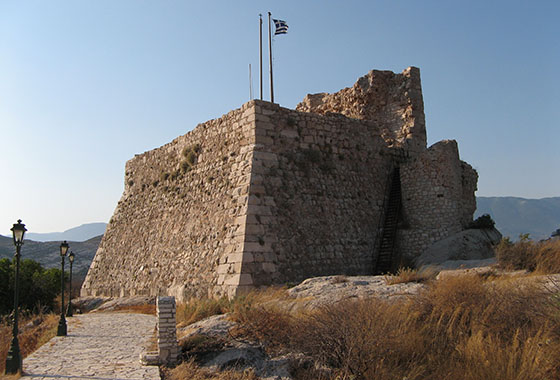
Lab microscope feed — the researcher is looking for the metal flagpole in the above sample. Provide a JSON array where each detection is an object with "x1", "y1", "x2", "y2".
[
  {"x1": 268, "y1": 12, "x2": 274, "y2": 103},
  {"x1": 249, "y1": 64, "x2": 253, "y2": 100},
  {"x1": 259, "y1": 14, "x2": 263, "y2": 100}
]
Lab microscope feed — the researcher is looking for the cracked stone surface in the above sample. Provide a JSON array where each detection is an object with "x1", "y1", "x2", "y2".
[{"x1": 20, "y1": 312, "x2": 160, "y2": 380}]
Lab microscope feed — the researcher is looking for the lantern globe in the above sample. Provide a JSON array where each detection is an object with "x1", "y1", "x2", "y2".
[
  {"x1": 11, "y1": 219, "x2": 27, "y2": 245},
  {"x1": 60, "y1": 241, "x2": 69, "y2": 257}
]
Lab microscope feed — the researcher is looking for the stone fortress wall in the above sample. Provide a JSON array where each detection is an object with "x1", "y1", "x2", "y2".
[
  {"x1": 81, "y1": 67, "x2": 477, "y2": 299},
  {"x1": 82, "y1": 103, "x2": 258, "y2": 298}
]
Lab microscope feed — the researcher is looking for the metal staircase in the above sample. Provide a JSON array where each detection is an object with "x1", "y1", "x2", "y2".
[{"x1": 375, "y1": 167, "x2": 402, "y2": 274}]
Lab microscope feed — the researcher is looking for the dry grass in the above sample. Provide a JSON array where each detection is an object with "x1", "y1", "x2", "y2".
[
  {"x1": 384, "y1": 266, "x2": 438, "y2": 285},
  {"x1": 534, "y1": 239, "x2": 560, "y2": 274},
  {"x1": 229, "y1": 274, "x2": 560, "y2": 380},
  {"x1": 177, "y1": 297, "x2": 233, "y2": 327},
  {"x1": 113, "y1": 304, "x2": 156, "y2": 315},
  {"x1": 1, "y1": 374, "x2": 22, "y2": 380},
  {"x1": 0, "y1": 312, "x2": 58, "y2": 375},
  {"x1": 165, "y1": 359, "x2": 259, "y2": 380},
  {"x1": 497, "y1": 237, "x2": 560, "y2": 274},
  {"x1": 177, "y1": 287, "x2": 289, "y2": 328}
]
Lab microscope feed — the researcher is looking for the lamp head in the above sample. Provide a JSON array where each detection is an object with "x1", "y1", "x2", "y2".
[
  {"x1": 60, "y1": 241, "x2": 69, "y2": 257},
  {"x1": 68, "y1": 251, "x2": 75, "y2": 263},
  {"x1": 11, "y1": 219, "x2": 27, "y2": 246}
]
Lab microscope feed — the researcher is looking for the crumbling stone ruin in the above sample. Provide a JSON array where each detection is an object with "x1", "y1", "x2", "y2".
[{"x1": 81, "y1": 67, "x2": 477, "y2": 299}]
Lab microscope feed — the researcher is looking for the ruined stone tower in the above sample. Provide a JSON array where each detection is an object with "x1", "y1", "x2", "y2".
[{"x1": 81, "y1": 67, "x2": 477, "y2": 300}]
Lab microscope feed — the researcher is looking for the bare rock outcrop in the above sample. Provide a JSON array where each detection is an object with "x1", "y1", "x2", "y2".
[{"x1": 415, "y1": 227, "x2": 502, "y2": 267}]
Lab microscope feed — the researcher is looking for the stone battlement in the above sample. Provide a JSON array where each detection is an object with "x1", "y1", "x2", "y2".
[{"x1": 81, "y1": 67, "x2": 477, "y2": 299}]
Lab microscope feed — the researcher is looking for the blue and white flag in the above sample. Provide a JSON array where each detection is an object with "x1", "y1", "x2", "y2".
[{"x1": 273, "y1": 19, "x2": 288, "y2": 35}]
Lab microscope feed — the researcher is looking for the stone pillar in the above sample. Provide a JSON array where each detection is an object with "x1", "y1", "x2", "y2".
[{"x1": 156, "y1": 296, "x2": 178, "y2": 365}]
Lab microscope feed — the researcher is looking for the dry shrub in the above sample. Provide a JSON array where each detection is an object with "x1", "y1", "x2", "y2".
[
  {"x1": 178, "y1": 287, "x2": 289, "y2": 328},
  {"x1": 0, "y1": 312, "x2": 58, "y2": 374},
  {"x1": 496, "y1": 236, "x2": 538, "y2": 270},
  {"x1": 448, "y1": 328, "x2": 560, "y2": 380},
  {"x1": 534, "y1": 239, "x2": 560, "y2": 274},
  {"x1": 230, "y1": 305, "x2": 295, "y2": 353},
  {"x1": 497, "y1": 237, "x2": 560, "y2": 274},
  {"x1": 232, "y1": 275, "x2": 560, "y2": 380},
  {"x1": 384, "y1": 266, "x2": 438, "y2": 285},
  {"x1": 166, "y1": 359, "x2": 259, "y2": 380},
  {"x1": 180, "y1": 334, "x2": 228, "y2": 364},
  {"x1": 297, "y1": 299, "x2": 426, "y2": 380},
  {"x1": 177, "y1": 297, "x2": 233, "y2": 327}
]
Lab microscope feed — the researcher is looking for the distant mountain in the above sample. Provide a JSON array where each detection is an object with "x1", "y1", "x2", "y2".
[
  {"x1": 25, "y1": 222, "x2": 107, "y2": 242},
  {"x1": 0, "y1": 235, "x2": 102, "y2": 278},
  {"x1": 475, "y1": 197, "x2": 560, "y2": 241}
]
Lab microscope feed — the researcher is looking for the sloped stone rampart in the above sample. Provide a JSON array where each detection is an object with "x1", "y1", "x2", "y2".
[
  {"x1": 238, "y1": 102, "x2": 392, "y2": 290},
  {"x1": 81, "y1": 102, "x2": 259, "y2": 298}
]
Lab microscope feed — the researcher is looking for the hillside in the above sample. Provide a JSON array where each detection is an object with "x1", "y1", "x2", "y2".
[
  {"x1": 0, "y1": 235, "x2": 102, "y2": 278},
  {"x1": 475, "y1": 196, "x2": 560, "y2": 240},
  {"x1": 25, "y1": 222, "x2": 107, "y2": 242}
]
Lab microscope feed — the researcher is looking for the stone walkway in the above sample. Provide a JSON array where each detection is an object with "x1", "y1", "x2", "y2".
[{"x1": 20, "y1": 312, "x2": 160, "y2": 380}]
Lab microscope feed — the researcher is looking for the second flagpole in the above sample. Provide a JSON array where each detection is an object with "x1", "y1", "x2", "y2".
[
  {"x1": 259, "y1": 14, "x2": 263, "y2": 100},
  {"x1": 268, "y1": 12, "x2": 274, "y2": 103}
]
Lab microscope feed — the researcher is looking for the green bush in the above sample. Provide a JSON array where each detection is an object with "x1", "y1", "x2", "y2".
[
  {"x1": 468, "y1": 214, "x2": 495, "y2": 229},
  {"x1": 182, "y1": 144, "x2": 201, "y2": 158},
  {"x1": 170, "y1": 169, "x2": 181, "y2": 181},
  {"x1": 0, "y1": 258, "x2": 64, "y2": 315},
  {"x1": 181, "y1": 160, "x2": 191, "y2": 173}
]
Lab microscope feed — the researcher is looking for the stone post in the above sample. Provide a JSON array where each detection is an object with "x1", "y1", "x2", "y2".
[{"x1": 156, "y1": 296, "x2": 178, "y2": 365}]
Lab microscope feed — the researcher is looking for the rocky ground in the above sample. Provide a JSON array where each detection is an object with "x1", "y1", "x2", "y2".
[{"x1": 73, "y1": 259, "x2": 517, "y2": 380}]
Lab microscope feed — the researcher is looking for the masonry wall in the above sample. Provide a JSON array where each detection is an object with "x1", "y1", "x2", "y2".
[
  {"x1": 81, "y1": 102, "x2": 259, "y2": 299},
  {"x1": 235, "y1": 101, "x2": 392, "y2": 291},
  {"x1": 397, "y1": 140, "x2": 478, "y2": 262},
  {"x1": 296, "y1": 67, "x2": 426, "y2": 154},
  {"x1": 82, "y1": 66, "x2": 478, "y2": 298}
]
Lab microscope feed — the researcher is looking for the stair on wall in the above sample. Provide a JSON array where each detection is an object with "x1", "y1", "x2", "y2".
[{"x1": 375, "y1": 167, "x2": 402, "y2": 274}]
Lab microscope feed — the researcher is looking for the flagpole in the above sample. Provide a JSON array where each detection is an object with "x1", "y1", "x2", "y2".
[
  {"x1": 259, "y1": 14, "x2": 263, "y2": 100},
  {"x1": 249, "y1": 64, "x2": 253, "y2": 100},
  {"x1": 268, "y1": 12, "x2": 274, "y2": 103}
]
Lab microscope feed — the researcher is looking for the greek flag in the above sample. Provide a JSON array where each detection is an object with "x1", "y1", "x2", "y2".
[{"x1": 273, "y1": 19, "x2": 288, "y2": 35}]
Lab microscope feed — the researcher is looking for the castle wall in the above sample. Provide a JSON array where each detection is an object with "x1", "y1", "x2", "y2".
[
  {"x1": 81, "y1": 102, "x2": 259, "y2": 299},
  {"x1": 81, "y1": 99, "x2": 395, "y2": 299},
  {"x1": 398, "y1": 140, "x2": 478, "y2": 262},
  {"x1": 236, "y1": 101, "x2": 392, "y2": 291},
  {"x1": 82, "y1": 67, "x2": 479, "y2": 299}
]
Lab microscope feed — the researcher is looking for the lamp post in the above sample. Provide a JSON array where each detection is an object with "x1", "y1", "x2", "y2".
[
  {"x1": 66, "y1": 251, "x2": 75, "y2": 317},
  {"x1": 5, "y1": 219, "x2": 27, "y2": 375},
  {"x1": 57, "y1": 241, "x2": 69, "y2": 336}
]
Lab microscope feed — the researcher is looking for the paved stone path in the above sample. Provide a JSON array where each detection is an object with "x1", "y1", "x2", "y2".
[{"x1": 21, "y1": 312, "x2": 160, "y2": 380}]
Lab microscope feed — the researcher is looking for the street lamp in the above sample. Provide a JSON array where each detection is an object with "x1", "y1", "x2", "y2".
[
  {"x1": 5, "y1": 219, "x2": 27, "y2": 375},
  {"x1": 66, "y1": 251, "x2": 75, "y2": 317},
  {"x1": 57, "y1": 241, "x2": 69, "y2": 336}
]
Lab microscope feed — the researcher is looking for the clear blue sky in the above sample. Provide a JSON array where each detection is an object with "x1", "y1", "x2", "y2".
[{"x1": 1, "y1": 0, "x2": 558, "y2": 235}]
